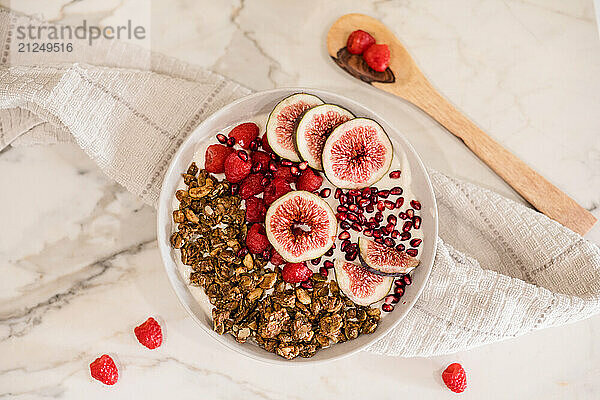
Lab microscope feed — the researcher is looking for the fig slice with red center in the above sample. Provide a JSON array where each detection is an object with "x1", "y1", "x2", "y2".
[
  {"x1": 358, "y1": 237, "x2": 419, "y2": 276},
  {"x1": 295, "y1": 104, "x2": 354, "y2": 170},
  {"x1": 334, "y1": 259, "x2": 393, "y2": 306},
  {"x1": 265, "y1": 190, "x2": 337, "y2": 262},
  {"x1": 266, "y1": 93, "x2": 324, "y2": 162},
  {"x1": 322, "y1": 118, "x2": 393, "y2": 189}
]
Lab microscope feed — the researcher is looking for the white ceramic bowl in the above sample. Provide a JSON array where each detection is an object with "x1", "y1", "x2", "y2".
[{"x1": 157, "y1": 88, "x2": 438, "y2": 364}]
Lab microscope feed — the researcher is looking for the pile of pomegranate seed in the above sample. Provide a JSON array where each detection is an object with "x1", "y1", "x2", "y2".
[{"x1": 333, "y1": 184, "x2": 422, "y2": 313}]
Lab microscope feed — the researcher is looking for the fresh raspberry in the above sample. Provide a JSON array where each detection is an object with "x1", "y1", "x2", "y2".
[
  {"x1": 134, "y1": 317, "x2": 163, "y2": 350},
  {"x1": 363, "y1": 44, "x2": 391, "y2": 72},
  {"x1": 89, "y1": 354, "x2": 119, "y2": 385},
  {"x1": 282, "y1": 262, "x2": 313, "y2": 283},
  {"x1": 347, "y1": 30, "x2": 376, "y2": 55},
  {"x1": 261, "y1": 135, "x2": 273, "y2": 153},
  {"x1": 228, "y1": 122, "x2": 259, "y2": 149},
  {"x1": 263, "y1": 178, "x2": 292, "y2": 205},
  {"x1": 270, "y1": 250, "x2": 286, "y2": 266},
  {"x1": 273, "y1": 165, "x2": 297, "y2": 183},
  {"x1": 205, "y1": 144, "x2": 234, "y2": 174},
  {"x1": 246, "y1": 223, "x2": 270, "y2": 254},
  {"x1": 251, "y1": 151, "x2": 272, "y2": 172},
  {"x1": 296, "y1": 168, "x2": 323, "y2": 192},
  {"x1": 442, "y1": 363, "x2": 467, "y2": 393},
  {"x1": 224, "y1": 151, "x2": 252, "y2": 183},
  {"x1": 245, "y1": 196, "x2": 267, "y2": 223},
  {"x1": 239, "y1": 173, "x2": 265, "y2": 199}
]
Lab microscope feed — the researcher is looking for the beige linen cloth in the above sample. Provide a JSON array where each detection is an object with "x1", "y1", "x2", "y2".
[{"x1": 2, "y1": 9, "x2": 600, "y2": 357}]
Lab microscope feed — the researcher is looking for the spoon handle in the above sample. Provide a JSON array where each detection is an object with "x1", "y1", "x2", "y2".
[{"x1": 397, "y1": 80, "x2": 597, "y2": 235}]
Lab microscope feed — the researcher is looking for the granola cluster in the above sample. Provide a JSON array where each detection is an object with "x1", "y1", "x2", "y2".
[{"x1": 170, "y1": 163, "x2": 381, "y2": 359}]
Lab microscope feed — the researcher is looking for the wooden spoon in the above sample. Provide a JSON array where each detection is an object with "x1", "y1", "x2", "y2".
[{"x1": 327, "y1": 13, "x2": 596, "y2": 236}]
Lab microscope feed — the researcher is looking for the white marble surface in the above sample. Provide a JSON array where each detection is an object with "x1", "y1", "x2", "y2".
[{"x1": 2, "y1": 0, "x2": 600, "y2": 398}]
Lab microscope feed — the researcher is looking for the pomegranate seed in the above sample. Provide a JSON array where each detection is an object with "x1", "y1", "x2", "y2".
[
  {"x1": 349, "y1": 204, "x2": 359, "y2": 213},
  {"x1": 389, "y1": 170, "x2": 401, "y2": 179},
  {"x1": 349, "y1": 189, "x2": 361, "y2": 196},
  {"x1": 236, "y1": 150, "x2": 248, "y2": 161},
  {"x1": 216, "y1": 133, "x2": 227, "y2": 143},
  {"x1": 345, "y1": 251, "x2": 357, "y2": 261},
  {"x1": 402, "y1": 221, "x2": 412, "y2": 232},
  {"x1": 336, "y1": 212, "x2": 347, "y2": 221},
  {"x1": 337, "y1": 206, "x2": 348, "y2": 213},
  {"x1": 387, "y1": 215, "x2": 397, "y2": 225},
  {"x1": 395, "y1": 243, "x2": 405, "y2": 252},
  {"x1": 384, "y1": 200, "x2": 395, "y2": 210},
  {"x1": 399, "y1": 212, "x2": 407, "y2": 220},
  {"x1": 413, "y1": 216, "x2": 422, "y2": 229},
  {"x1": 410, "y1": 200, "x2": 421, "y2": 210},
  {"x1": 384, "y1": 238, "x2": 395, "y2": 247},
  {"x1": 311, "y1": 257, "x2": 321, "y2": 265},
  {"x1": 338, "y1": 231, "x2": 350, "y2": 240},
  {"x1": 324, "y1": 260, "x2": 334, "y2": 269},
  {"x1": 378, "y1": 190, "x2": 390, "y2": 198},
  {"x1": 325, "y1": 248, "x2": 334, "y2": 257},
  {"x1": 375, "y1": 237, "x2": 385, "y2": 244},
  {"x1": 403, "y1": 275, "x2": 412, "y2": 285},
  {"x1": 382, "y1": 303, "x2": 394, "y2": 312},
  {"x1": 347, "y1": 213, "x2": 358, "y2": 222},
  {"x1": 384, "y1": 295, "x2": 395, "y2": 304},
  {"x1": 351, "y1": 223, "x2": 362, "y2": 232},
  {"x1": 348, "y1": 243, "x2": 358, "y2": 251},
  {"x1": 252, "y1": 162, "x2": 262, "y2": 173},
  {"x1": 340, "y1": 221, "x2": 351, "y2": 230},
  {"x1": 281, "y1": 160, "x2": 293, "y2": 167},
  {"x1": 406, "y1": 209, "x2": 414, "y2": 218},
  {"x1": 375, "y1": 212, "x2": 384, "y2": 222},
  {"x1": 410, "y1": 238, "x2": 422, "y2": 247},
  {"x1": 270, "y1": 153, "x2": 279, "y2": 160},
  {"x1": 298, "y1": 161, "x2": 308, "y2": 170},
  {"x1": 340, "y1": 239, "x2": 350, "y2": 251},
  {"x1": 320, "y1": 188, "x2": 331, "y2": 198},
  {"x1": 269, "y1": 161, "x2": 278, "y2": 172},
  {"x1": 391, "y1": 187, "x2": 403, "y2": 195},
  {"x1": 290, "y1": 166, "x2": 301, "y2": 176},
  {"x1": 340, "y1": 194, "x2": 348, "y2": 204},
  {"x1": 400, "y1": 231, "x2": 411, "y2": 241},
  {"x1": 260, "y1": 177, "x2": 270, "y2": 187},
  {"x1": 358, "y1": 214, "x2": 366, "y2": 224},
  {"x1": 367, "y1": 221, "x2": 377, "y2": 229},
  {"x1": 395, "y1": 197, "x2": 404, "y2": 209},
  {"x1": 373, "y1": 229, "x2": 383, "y2": 238},
  {"x1": 301, "y1": 280, "x2": 312, "y2": 289},
  {"x1": 334, "y1": 188, "x2": 342, "y2": 199},
  {"x1": 262, "y1": 248, "x2": 271, "y2": 259},
  {"x1": 377, "y1": 201, "x2": 385, "y2": 211},
  {"x1": 359, "y1": 198, "x2": 370, "y2": 208},
  {"x1": 395, "y1": 286, "x2": 404, "y2": 296},
  {"x1": 230, "y1": 183, "x2": 239, "y2": 195},
  {"x1": 237, "y1": 247, "x2": 248, "y2": 257},
  {"x1": 319, "y1": 267, "x2": 328, "y2": 277},
  {"x1": 363, "y1": 229, "x2": 373, "y2": 237},
  {"x1": 391, "y1": 230, "x2": 399, "y2": 238},
  {"x1": 249, "y1": 141, "x2": 259, "y2": 151},
  {"x1": 394, "y1": 279, "x2": 405, "y2": 287},
  {"x1": 227, "y1": 137, "x2": 236, "y2": 147},
  {"x1": 365, "y1": 204, "x2": 374, "y2": 213},
  {"x1": 370, "y1": 187, "x2": 378, "y2": 195},
  {"x1": 362, "y1": 187, "x2": 371, "y2": 196},
  {"x1": 406, "y1": 248, "x2": 418, "y2": 257}
]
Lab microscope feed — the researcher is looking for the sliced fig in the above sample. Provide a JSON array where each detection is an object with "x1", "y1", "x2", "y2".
[
  {"x1": 322, "y1": 118, "x2": 393, "y2": 189},
  {"x1": 266, "y1": 93, "x2": 324, "y2": 162},
  {"x1": 358, "y1": 237, "x2": 419, "y2": 276},
  {"x1": 334, "y1": 259, "x2": 393, "y2": 306},
  {"x1": 265, "y1": 191, "x2": 337, "y2": 262},
  {"x1": 295, "y1": 104, "x2": 354, "y2": 170}
]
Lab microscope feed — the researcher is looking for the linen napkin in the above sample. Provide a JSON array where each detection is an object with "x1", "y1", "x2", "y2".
[{"x1": 1, "y1": 9, "x2": 599, "y2": 357}]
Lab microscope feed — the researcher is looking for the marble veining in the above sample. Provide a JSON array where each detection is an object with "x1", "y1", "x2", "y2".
[{"x1": 1, "y1": 0, "x2": 600, "y2": 398}]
